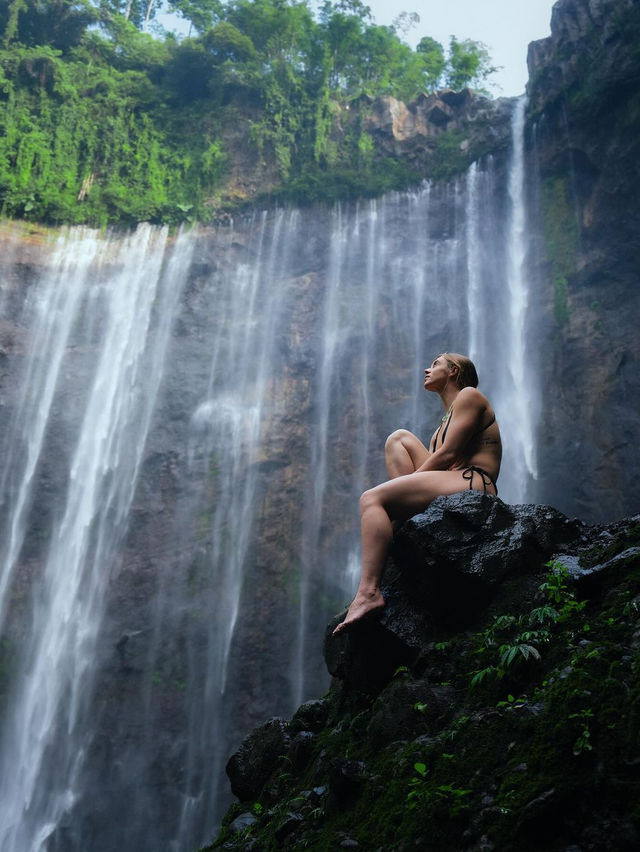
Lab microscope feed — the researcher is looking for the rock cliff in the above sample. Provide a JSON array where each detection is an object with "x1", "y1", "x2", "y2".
[
  {"x1": 524, "y1": 0, "x2": 640, "y2": 521},
  {"x1": 211, "y1": 492, "x2": 640, "y2": 850},
  {"x1": 226, "y1": 85, "x2": 514, "y2": 205}
]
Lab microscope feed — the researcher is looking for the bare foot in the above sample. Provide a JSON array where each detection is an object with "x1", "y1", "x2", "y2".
[{"x1": 332, "y1": 590, "x2": 385, "y2": 636}]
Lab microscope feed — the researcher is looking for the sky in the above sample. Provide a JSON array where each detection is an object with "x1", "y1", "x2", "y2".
[{"x1": 363, "y1": 0, "x2": 558, "y2": 96}]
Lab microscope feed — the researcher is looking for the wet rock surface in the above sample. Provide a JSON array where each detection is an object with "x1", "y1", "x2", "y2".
[
  {"x1": 226, "y1": 718, "x2": 291, "y2": 802},
  {"x1": 211, "y1": 495, "x2": 640, "y2": 851},
  {"x1": 525, "y1": 0, "x2": 640, "y2": 521},
  {"x1": 325, "y1": 493, "x2": 585, "y2": 694}
]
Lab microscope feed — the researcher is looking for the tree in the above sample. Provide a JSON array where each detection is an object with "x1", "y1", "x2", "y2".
[
  {"x1": 444, "y1": 36, "x2": 498, "y2": 92},
  {"x1": 392, "y1": 11, "x2": 419, "y2": 39},
  {"x1": 167, "y1": 0, "x2": 222, "y2": 34},
  {"x1": 2, "y1": 0, "x2": 98, "y2": 50},
  {"x1": 98, "y1": 0, "x2": 158, "y2": 30},
  {"x1": 416, "y1": 35, "x2": 445, "y2": 90}
]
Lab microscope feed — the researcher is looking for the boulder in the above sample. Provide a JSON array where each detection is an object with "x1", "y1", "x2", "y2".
[
  {"x1": 226, "y1": 717, "x2": 290, "y2": 802},
  {"x1": 324, "y1": 492, "x2": 585, "y2": 693}
]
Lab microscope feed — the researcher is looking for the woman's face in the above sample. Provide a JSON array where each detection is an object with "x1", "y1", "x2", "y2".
[{"x1": 424, "y1": 355, "x2": 454, "y2": 391}]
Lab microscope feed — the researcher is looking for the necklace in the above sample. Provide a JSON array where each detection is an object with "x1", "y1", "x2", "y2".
[{"x1": 441, "y1": 403, "x2": 453, "y2": 423}]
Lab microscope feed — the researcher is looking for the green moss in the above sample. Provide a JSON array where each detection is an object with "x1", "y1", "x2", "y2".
[
  {"x1": 580, "y1": 524, "x2": 640, "y2": 569},
  {"x1": 540, "y1": 177, "x2": 579, "y2": 324},
  {"x1": 258, "y1": 159, "x2": 422, "y2": 208},
  {"x1": 427, "y1": 129, "x2": 469, "y2": 180}
]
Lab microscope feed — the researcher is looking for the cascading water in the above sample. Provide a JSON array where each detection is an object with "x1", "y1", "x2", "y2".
[
  {"x1": 0, "y1": 98, "x2": 539, "y2": 851},
  {"x1": 0, "y1": 225, "x2": 195, "y2": 851},
  {"x1": 504, "y1": 96, "x2": 538, "y2": 493}
]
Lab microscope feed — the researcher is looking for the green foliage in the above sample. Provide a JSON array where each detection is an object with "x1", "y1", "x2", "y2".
[
  {"x1": 569, "y1": 708, "x2": 594, "y2": 755},
  {"x1": 168, "y1": 0, "x2": 223, "y2": 34},
  {"x1": 0, "y1": 37, "x2": 227, "y2": 224},
  {"x1": 406, "y1": 761, "x2": 428, "y2": 809},
  {"x1": 470, "y1": 560, "x2": 586, "y2": 687},
  {"x1": 445, "y1": 36, "x2": 498, "y2": 94},
  {"x1": 416, "y1": 36, "x2": 445, "y2": 90},
  {"x1": 0, "y1": 0, "x2": 498, "y2": 225},
  {"x1": 407, "y1": 760, "x2": 472, "y2": 815},
  {"x1": 2, "y1": 0, "x2": 99, "y2": 51}
]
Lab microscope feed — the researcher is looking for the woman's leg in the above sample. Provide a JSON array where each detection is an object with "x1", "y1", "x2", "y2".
[
  {"x1": 384, "y1": 429, "x2": 429, "y2": 478},
  {"x1": 333, "y1": 469, "x2": 473, "y2": 634}
]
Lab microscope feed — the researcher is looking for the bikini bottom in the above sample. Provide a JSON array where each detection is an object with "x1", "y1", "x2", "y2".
[{"x1": 461, "y1": 466, "x2": 498, "y2": 495}]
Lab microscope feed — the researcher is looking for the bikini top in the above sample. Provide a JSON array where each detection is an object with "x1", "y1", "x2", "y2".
[{"x1": 430, "y1": 408, "x2": 496, "y2": 453}]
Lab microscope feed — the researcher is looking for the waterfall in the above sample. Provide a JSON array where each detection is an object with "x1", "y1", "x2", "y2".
[
  {"x1": 504, "y1": 96, "x2": 538, "y2": 493},
  {"x1": 0, "y1": 97, "x2": 539, "y2": 852},
  {"x1": 0, "y1": 225, "x2": 195, "y2": 851}
]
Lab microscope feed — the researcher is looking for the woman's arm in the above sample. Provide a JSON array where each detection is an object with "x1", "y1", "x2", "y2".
[{"x1": 414, "y1": 388, "x2": 486, "y2": 472}]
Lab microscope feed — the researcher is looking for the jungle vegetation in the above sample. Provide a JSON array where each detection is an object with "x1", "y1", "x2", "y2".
[{"x1": 0, "y1": 0, "x2": 498, "y2": 225}]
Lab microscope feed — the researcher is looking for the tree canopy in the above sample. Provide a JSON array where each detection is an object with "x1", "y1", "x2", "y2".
[{"x1": 0, "y1": 0, "x2": 499, "y2": 225}]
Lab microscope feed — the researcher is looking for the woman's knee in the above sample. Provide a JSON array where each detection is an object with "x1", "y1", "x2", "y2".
[
  {"x1": 385, "y1": 429, "x2": 413, "y2": 452},
  {"x1": 359, "y1": 488, "x2": 381, "y2": 513}
]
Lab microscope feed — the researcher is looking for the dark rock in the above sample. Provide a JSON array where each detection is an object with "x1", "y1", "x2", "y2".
[
  {"x1": 324, "y1": 614, "x2": 417, "y2": 694},
  {"x1": 216, "y1": 492, "x2": 640, "y2": 850},
  {"x1": 388, "y1": 494, "x2": 584, "y2": 632},
  {"x1": 324, "y1": 493, "x2": 584, "y2": 693},
  {"x1": 392, "y1": 494, "x2": 582, "y2": 612},
  {"x1": 229, "y1": 812, "x2": 258, "y2": 833},
  {"x1": 274, "y1": 812, "x2": 303, "y2": 842},
  {"x1": 362, "y1": 88, "x2": 512, "y2": 169},
  {"x1": 287, "y1": 731, "x2": 316, "y2": 773},
  {"x1": 290, "y1": 698, "x2": 329, "y2": 733},
  {"x1": 328, "y1": 759, "x2": 367, "y2": 809},
  {"x1": 525, "y1": 0, "x2": 640, "y2": 522},
  {"x1": 577, "y1": 815, "x2": 639, "y2": 851},
  {"x1": 114, "y1": 630, "x2": 148, "y2": 672},
  {"x1": 226, "y1": 718, "x2": 290, "y2": 802},
  {"x1": 576, "y1": 547, "x2": 640, "y2": 593},
  {"x1": 367, "y1": 679, "x2": 453, "y2": 742}
]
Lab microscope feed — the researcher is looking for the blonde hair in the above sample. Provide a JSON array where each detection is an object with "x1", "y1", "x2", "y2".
[{"x1": 443, "y1": 352, "x2": 479, "y2": 389}]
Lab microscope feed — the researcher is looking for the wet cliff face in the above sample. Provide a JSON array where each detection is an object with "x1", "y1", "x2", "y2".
[
  {"x1": 0, "y1": 173, "x2": 537, "y2": 852},
  {"x1": 525, "y1": 0, "x2": 640, "y2": 521}
]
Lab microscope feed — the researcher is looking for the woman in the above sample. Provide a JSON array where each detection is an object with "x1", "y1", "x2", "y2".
[{"x1": 333, "y1": 352, "x2": 501, "y2": 635}]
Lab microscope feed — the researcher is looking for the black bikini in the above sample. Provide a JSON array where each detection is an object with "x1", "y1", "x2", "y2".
[
  {"x1": 430, "y1": 409, "x2": 498, "y2": 495},
  {"x1": 461, "y1": 465, "x2": 498, "y2": 494}
]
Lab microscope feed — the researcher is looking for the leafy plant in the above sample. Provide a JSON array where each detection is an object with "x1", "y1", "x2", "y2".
[
  {"x1": 470, "y1": 560, "x2": 586, "y2": 687},
  {"x1": 569, "y1": 708, "x2": 594, "y2": 756},
  {"x1": 407, "y1": 762, "x2": 472, "y2": 815},
  {"x1": 496, "y1": 693, "x2": 527, "y2": 709},
  {"x1": 406, "y1": 761, "x2": 428, "y2": 810}
]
